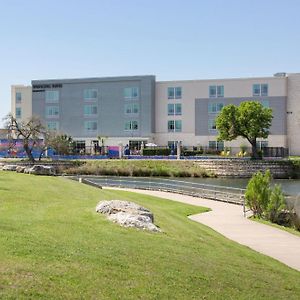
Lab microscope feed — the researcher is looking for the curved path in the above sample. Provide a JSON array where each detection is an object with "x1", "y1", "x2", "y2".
[{"x1": 104, "y1": 187, "x2": 300, "y2": 272}]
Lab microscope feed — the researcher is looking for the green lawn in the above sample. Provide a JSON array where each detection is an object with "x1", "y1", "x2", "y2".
[{"x1": 0, "y1": 172, "x2": 299, "y2": 299}]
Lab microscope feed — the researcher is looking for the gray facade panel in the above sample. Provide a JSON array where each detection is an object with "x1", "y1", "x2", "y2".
[
  {"x1": 195, "y1": 97, "x2": 287, "y2": 136},
  {"x1": 32, "y1": 76, "x2": 155, "y2": 138}
]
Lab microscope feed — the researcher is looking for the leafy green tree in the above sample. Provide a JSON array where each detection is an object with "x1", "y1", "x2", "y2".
[
  {"x1": 47, "y1": 133, "x2": 74, "y2": 155},
  {"x1": 245, "y1": 170, "x2": 272, "y2": 217},
  {"x1": 216, "y1": 101, "x2": 273, "y2": 159}
]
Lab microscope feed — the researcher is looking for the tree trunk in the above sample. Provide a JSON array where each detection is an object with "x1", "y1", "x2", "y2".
[
  {"x1": 24, "y1": 143, "x2": 35, "y2": 163},
  {"x1": 250, "y1": 140, "x2": 260, "y2": 160},
  {"x1": 39, "y1": 148, "x2": 46, "y2": 161}
]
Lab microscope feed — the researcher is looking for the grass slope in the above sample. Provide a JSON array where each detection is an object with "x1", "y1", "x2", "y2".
[{"x1": 0, "y1": 171, "x2": 299, "y2": 299}]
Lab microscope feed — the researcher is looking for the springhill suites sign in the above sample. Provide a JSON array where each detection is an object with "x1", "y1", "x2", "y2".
[{"x1": 33, "y1": 83, "x2": 63, "y2": 90}]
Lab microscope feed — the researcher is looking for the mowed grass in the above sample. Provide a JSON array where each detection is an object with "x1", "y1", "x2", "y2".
[{"x1": 0, "y1": 172, "x2": 299, "y2": 299}]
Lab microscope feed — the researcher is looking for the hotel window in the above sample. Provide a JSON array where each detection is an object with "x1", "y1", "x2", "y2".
[
  {"x1": 124, "y1": 120, "x2": 139, "y2": 131},
  {"x1": 208, "y1": 141, "x2": 224, "y2": 150},
  {"x1": 208, "y1": 119, "x2": 217, "y2": 131},
  {"x1": 47, "y1": 121, "x2": 59, "y2": 131},
  {"x1": 84, "y1": 105, "x2": 98, "y2": 116},
  {"x1": 209, "y1": 85, "x2": 224, "y2": 98},
  {"x1": 16, "y1": 92, "x2": 22, "y2": 103},
  {"x1": 168, "y1": 120, "x2": 182, "y2": 132},
  {"x1": 261, "y1": 84, "x2": 268, "y2": 96},
  {"x1": 84, "y1": 120, "x2": 97, "y2": 132},
  {"x1": 168, "y1": 103, "x2": 182, "y2": 115},
  {"x1": 124, "y1": 87, "x2": 139, "y2": 100},
  {"x1": 253, "y1": 84, "x2": 268, "y2": 96},
  {"x1": 168, "y1": 87, "x2": 182, "y2": 99},
  {"x1": 45, "y1": 106, "x2": 59, "y2": 118},
  {"x1": 256, "y1": 140, "x2": 268, "y2": 149},
  {"x1": 208, "y1": 102, "x2": 224, "y2": 113},
  {"x1": 125, "y1": 103, "x2": 139, "y2": 114},
  {"x1": 261, "y1": 100, "x2": 269, "y2": 108},
  {"x1": 45, "y1": 90, "x2": 59, "y2": 103},
  {"x1": 16, "y1": 107, "x2": 22, "y2": 118},
  {"x1": 84, "y1": 89, "x2": 98, "y2": 100}
]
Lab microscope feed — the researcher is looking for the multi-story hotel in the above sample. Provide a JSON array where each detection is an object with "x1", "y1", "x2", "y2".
[{"x1": 11, "y1": 73, "x2": 300, "y2": 155}]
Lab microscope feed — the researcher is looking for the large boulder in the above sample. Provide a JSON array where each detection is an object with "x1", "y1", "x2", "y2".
[
  {"x1": 16, "y1": 166, "x2": 26, "y2": 173},
  {"x1": 96, "y1": 200, "x2": 160, "y2": 232},
  {"x1": 2, "y1": 165, "x2": 18, "y2": 171},
  {"x1": 24, "y1": 165, "x2": 56, "y2": 176}
]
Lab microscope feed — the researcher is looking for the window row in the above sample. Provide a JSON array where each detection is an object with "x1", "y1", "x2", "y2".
[
  {"x1": 83, "y1": 120, "x2": 141, "y2": 132},
  {"x1": 44, "y1": 87, "x2": 140, "y2": 103},
  {"x1": 45, "y1": 104, "x2": 142, "y2": 118},
  {"x1": 167, "y1": 84, "x2": 269, "y2": 99},
  {"x1": 207, "y1": 99, "x2": 268, "y2": 113}
]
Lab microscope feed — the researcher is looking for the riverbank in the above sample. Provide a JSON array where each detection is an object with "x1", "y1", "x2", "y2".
[
  {"x1": 1, "y1": 157, "x2": 299, "y2": 179},
  {"x1": 62, "y1": 159, "x2": 299, "y2": 179},
  {"x1": 62, "y1": 160, "x2": 215, "y2": 178}
]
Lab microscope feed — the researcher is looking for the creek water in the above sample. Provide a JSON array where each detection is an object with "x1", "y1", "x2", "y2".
[
  {"x1": 86, "y1": 175, "x2": 300, "y2": 196},
  {"x1": 180, "y1": 177, "x2": 300, "y2": 196}
]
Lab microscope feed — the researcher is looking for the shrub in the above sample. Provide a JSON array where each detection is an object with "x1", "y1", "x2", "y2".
[
  {"x1": 245, "y1": 170, "x2": 271, "y2": 217},
  {"x1": 143, "y1": 148, "x2": 171, "y2": 156},
  {"x1": 132, "y1": 168, "x2": 152, "y2": 177},
  {"x1": 182, "y1": 150, "x2": 203, "y2": 156},
  {"x1": 151, "y1": 167, "x2": 170, "y2": 177},
  {"x1": 116, "y1": 168, "x2": 131, "y2": 176},
  {"x1": 173, "y1": 170, "x2": 192, "y2": 177},
  {"x1": 266, "y1": 184, "x2": 286, "y2": 223}
]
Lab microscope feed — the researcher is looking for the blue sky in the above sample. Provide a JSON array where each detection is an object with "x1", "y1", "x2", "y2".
[{"x1": 1, "y1": 0, "x2": 300, "y2": 125}]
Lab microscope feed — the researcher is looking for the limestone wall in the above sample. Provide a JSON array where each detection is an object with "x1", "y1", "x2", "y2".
[{"x1": 195, "y1": 159, "x2": 295, "y2": 178}]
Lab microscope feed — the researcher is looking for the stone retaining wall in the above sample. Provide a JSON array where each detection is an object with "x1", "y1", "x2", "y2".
[{"x1": 194, "y1": 159, "x2": 295, "y2": 178}]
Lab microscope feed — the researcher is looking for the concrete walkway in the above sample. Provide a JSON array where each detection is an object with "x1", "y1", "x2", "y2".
[{"x1": 104, "y1": 187, "x2": 300, "y2": 272}]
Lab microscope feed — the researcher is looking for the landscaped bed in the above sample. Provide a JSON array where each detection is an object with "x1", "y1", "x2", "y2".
[{"x1": 0, "y1": 171, "x2": 299, "y2": 299}]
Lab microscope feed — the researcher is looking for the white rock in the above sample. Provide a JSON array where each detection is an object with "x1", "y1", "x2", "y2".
[
  {"x1": 16, "y1": 166, "x2": 26, "y2": 173},
  {"x1": 96, "y1": 200, "x2": 160, "y2": 232},
  {"x1": 96, "y1": 200, "x2": 154, "y2": 221},
  {"x1": 24, "y1": 165, "x2": 56, "y2": 176},
  {"x1": 2, "y1": 165, "x2": 18, "y2": 171}
]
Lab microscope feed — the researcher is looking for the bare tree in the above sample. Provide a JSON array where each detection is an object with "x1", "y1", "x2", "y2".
[{"x1": 5, "y1": 114, "x2": 46, "y2": 163}]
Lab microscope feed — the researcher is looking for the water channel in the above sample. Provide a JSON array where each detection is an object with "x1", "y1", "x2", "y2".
[
  {"x1": 81, "y1": 176, "x2": 300, "y2": 197},
  {"x1": 179, "y1": 178, "x2": 300, "y2": 196}
]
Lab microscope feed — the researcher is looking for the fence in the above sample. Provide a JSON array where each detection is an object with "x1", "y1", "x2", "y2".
[
  {"x1": 0, "y1": 138, "x2": 289, "y2": 159},
  {"x1": 71, "y1": 176, "x2": 249, "y2": 215}
]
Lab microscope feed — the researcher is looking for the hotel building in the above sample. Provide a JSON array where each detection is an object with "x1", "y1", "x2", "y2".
[{"x1": 11, "y1": 73, "x2": 300, "y2": 155}]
